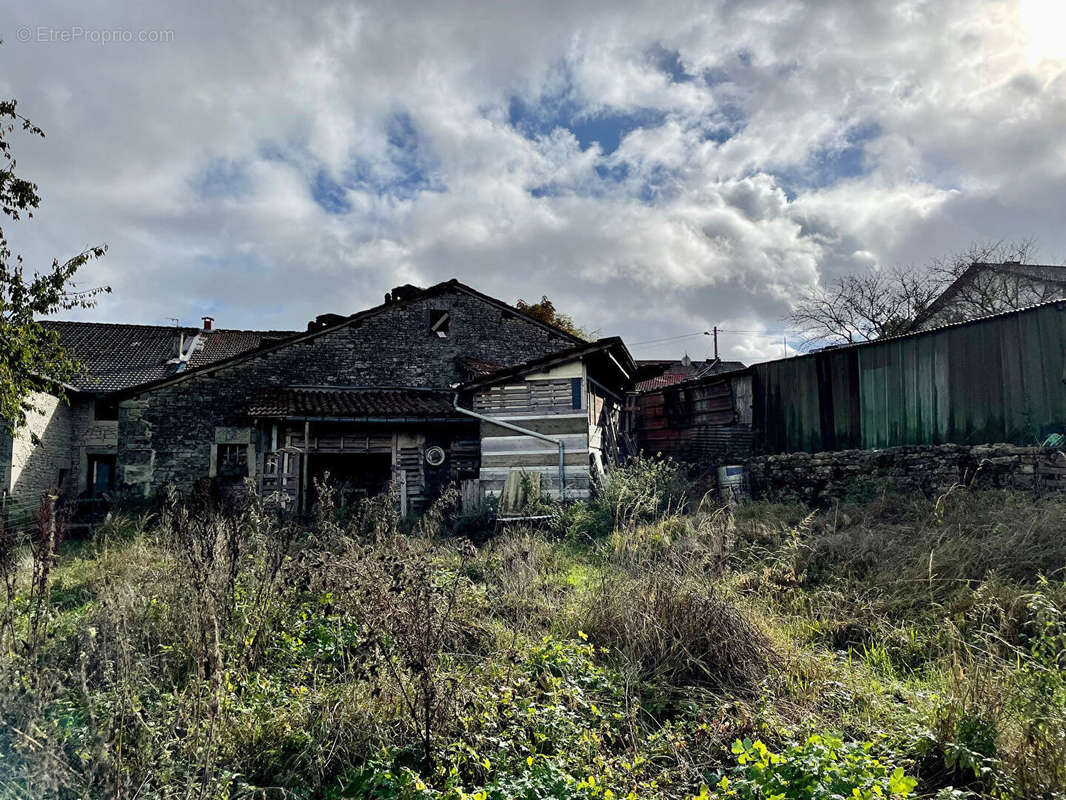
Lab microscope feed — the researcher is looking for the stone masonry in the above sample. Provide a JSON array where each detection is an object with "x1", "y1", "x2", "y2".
[
  {"x1": 747, "y1": 443, "x2": 1066, "y2": 503},
  {"x1": 117, "y1": 286, "x2": 578, "y2": 496}
]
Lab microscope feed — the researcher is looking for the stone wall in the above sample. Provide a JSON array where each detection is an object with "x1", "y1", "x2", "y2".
[
  {"x1": 71, "y1": 398, "x2": 119, "y2": 494},
  {"x1": 9, "y1": 391, "x2": 72, "y2": 501},
  {"x1": 747, "y1": 443, "x2": 1066, "y2": 503},
  {"x1": 118, "y1": 287, "x2": 578, "y2": 496}
]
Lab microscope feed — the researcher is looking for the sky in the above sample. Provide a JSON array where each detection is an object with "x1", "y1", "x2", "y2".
[{"x1": 3, "y1": 0, "x2": 1066, "y2": 362}]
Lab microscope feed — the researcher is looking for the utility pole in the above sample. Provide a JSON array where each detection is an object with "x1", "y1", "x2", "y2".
[{"x1": 712, "y1": 326, "x2": 718, "y2": 360}]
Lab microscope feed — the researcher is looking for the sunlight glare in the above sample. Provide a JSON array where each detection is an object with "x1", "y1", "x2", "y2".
[{"x1": 1019, "y1": 0, "x2": 1066, "y2": 61}]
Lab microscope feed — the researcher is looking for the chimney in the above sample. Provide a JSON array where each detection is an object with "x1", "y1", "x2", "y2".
[
  {"x1": 386, "y1": 284, "x2": 423, "y2": 304},
  {"x1": 202, "y1": 316, "x2": 214, "y2": 331}
]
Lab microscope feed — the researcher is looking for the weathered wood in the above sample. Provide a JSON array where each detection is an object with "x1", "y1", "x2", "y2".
[
  {"x1": 480, "y1": 416, "x2": 587, "y2": 437},
  {"x1": 481, "y1": 450, "x2": 588, "y2": 468}
]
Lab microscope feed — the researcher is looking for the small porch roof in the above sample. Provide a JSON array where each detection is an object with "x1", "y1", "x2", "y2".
[{"x1": 247, "y1": 386, "x2": 467, "y2": 422}]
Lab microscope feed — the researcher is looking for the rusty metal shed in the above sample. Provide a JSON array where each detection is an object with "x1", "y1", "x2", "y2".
[{"x1": 752, "y1": 300, "x2": 1066, "y2": 453}]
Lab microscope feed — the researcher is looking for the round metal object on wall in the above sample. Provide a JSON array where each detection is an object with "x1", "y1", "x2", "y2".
[{"x1": 424, "y1": 445, "x2": 446, "y2": 467}]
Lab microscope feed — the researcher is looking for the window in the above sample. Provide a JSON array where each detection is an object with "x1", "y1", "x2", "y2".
[
  {"x1": 571, "y1": 378, "x2": 583, "y2": 409},
  {"x1": 428, "y1": 309, "x2": 450, "y2": 338},
  {"x1": 94, "y1": 397, "x2": 120, "y2": 421},
  {"x1": 217, "y1": 443, "x2": 248, "y2": 478}
]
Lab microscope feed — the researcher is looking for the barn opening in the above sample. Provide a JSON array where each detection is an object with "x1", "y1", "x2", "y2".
[{"x1": 309, "y1": 452, "x2": 393, "y2": 507}]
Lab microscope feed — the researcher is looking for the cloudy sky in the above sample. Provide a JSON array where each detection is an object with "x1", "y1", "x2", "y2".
[{"x1": 4, "y1": 0, "x2": 1065, "y2": 361}]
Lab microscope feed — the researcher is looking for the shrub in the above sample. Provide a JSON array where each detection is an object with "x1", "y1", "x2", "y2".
[
  {"x1": 583, "y1": 561, "x2": 776, "y2": 691},
  {"x1": 558, "y1": 455, "x2": 691, "y2": 540}
]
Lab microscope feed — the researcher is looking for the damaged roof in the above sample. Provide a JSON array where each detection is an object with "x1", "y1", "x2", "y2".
[
  {"x1": 635, "y1": 358, "x2": 746, "y2": 392},
  {"x1": 41, "y1": 321, "x2": 298, "y2": 392},
  {"x1": 247, "y1": 387, "x2": 463, "y2": 421}
]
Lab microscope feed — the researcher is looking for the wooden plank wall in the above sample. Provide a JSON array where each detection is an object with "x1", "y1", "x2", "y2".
[{"x1": 473, "y1": 378, "x2": 577, "y2": 416}]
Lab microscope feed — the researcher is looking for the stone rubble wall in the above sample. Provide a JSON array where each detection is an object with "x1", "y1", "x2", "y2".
[
  {"x1": 117, "y1": 287, "x2": 579, "y2": 497},
  {"x1": 746, "y1": 443, "x2": 1066, "y2": 503}
]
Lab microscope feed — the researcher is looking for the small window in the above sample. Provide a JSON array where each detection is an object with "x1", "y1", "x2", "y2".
[
  {"x1": 217, "y1": 443, "x2": 248, "y2": 478},
  {"x1": 429, "y1": 309, "x2": 450, "y2": 338},
  {"x1": 94, "y1": 397, "x2": 120, "y2": 421}
]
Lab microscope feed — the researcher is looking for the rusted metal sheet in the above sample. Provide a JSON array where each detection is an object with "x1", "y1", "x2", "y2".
[{"x1": 632, "y1": 375, "x2": 751, "y2": 462}]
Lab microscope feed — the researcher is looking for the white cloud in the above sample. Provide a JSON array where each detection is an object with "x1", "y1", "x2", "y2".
[{"x1": 4, "y1": 0, "x2": 1065, "y2": 363}]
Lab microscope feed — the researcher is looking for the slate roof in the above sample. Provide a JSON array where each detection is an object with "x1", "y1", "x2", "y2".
[
  {"x1": 109, "y1": 279, "x2": 588, "y2": 397},
  {"x1": 247, "y1": 387, "x2": 464, "y2": 420},
  {"x1": 41, "y1": 321, "x2": 298, "y2": 393}
]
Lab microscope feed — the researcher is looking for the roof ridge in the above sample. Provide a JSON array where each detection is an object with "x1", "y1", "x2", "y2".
[
  {"x1": 42, "y1": 319, "x2": 299, "y2": 335},
  {"x1": 114, "y1": 280, "x2": 587, "y2": 397}
]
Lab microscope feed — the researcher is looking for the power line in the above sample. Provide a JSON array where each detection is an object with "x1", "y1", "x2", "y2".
[
  {"x1": 628, "y1": 331, "x2": 710, "y2": 346},
  {"x1": 717, "y1": 328, "x2": 803, "y2": 334}
]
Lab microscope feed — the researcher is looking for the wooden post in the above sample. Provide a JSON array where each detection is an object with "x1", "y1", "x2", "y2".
[
  {"x1": 397, "y1": 468, "x2": 408, "y2": 517},
  {"x1": 301, "y1": 420, "x2": 310, "y2": 515}
]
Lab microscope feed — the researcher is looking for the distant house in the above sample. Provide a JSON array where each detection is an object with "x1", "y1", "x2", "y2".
[
  {"x1": 910, "y1": 261, "x2": 1066, "y2": 331},
  {"x1": 2, "y1": 280, "x2": 636, "y2": 517}
]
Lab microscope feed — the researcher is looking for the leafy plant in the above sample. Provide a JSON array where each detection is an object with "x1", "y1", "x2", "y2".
[
  {"x1": 558, "y1": 455, "x2": 691, "y2": 540},
  {"x1": 712, "y1": 735, "x2": 917, "y2": 800}
]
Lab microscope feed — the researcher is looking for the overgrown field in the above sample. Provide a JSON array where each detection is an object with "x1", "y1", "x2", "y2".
[{"x1": 1, "y1": 461, "x2": 1065, "y2": 799}]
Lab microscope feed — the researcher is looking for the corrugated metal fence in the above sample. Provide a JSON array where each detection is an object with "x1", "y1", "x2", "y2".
[{"x1": 752, "y1": 301, "x2": 1066, "y2": 452}]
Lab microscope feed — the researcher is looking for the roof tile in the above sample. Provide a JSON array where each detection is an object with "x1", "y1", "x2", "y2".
[{"x1": 247, "y1": 387, "x2": 463, "y2": 419}]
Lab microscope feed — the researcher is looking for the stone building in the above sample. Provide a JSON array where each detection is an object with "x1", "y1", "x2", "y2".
[
  {"x1": 1, "y1": 319, "x2": 293, "y2": 516},
  {"x1": 2, "y1": 280, "x2": 637, "y2": 518},
  {"x1": 107, "y1": 280, "x2": 630, "y2": 515}
]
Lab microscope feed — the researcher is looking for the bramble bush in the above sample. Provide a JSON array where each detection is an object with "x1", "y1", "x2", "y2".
[{"x1": 556, "y1": 455, "x2": 691, "y2": 540}]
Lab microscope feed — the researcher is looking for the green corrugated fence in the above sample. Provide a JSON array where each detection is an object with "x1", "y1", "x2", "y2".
[{"x1": 751, "y1": 301, "x2": 1066, "y2": 453}]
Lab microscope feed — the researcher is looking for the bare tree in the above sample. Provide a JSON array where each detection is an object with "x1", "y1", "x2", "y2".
[
  {"x1": 788, "y1": 265, "x2": 942, "y2": 345},
  {"x1": 925, "y1": 238, "x2": 1061, "y2": 323},
  {"x1": 789, "y1": 239, "x2": 1058, "y2": 346}
]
